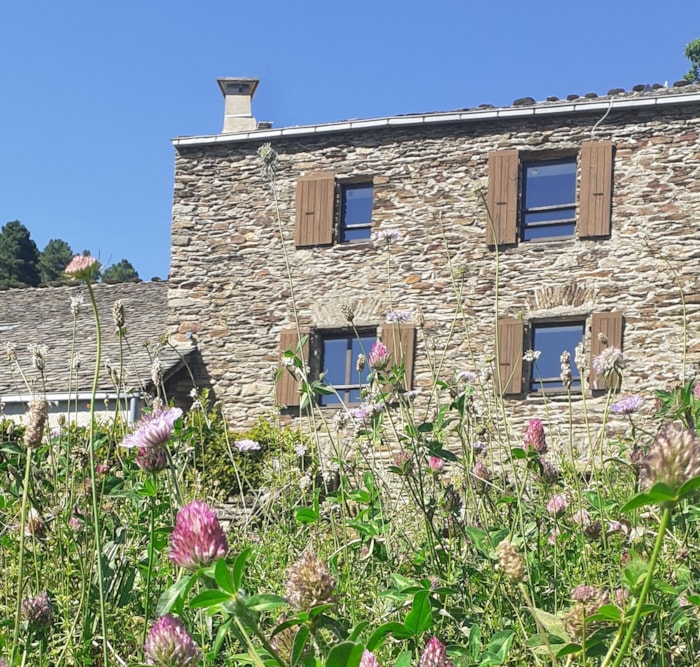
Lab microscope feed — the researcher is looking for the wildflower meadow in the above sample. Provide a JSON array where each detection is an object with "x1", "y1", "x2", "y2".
[{"x1": 2, "y1": 152, "x2": 700, "y2": 666}]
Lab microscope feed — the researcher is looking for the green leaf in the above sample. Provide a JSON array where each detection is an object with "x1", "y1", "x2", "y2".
[
  {"x1": 530, "y1": 608, "x2": 569, "y2": 641},
  {"x1": 367, "y1": 622, "x2": 412, "y2": 650},
  {"x1": 348, "y1": 621, "x2": 369, "y2": 642},
  {"x1": 295, "y1": 507, "x2": 319, "y2": 524},
  {"x1": 393, "y1": 651, "x2": 412, "y2": 667},
  {"x1": 214, "y1": 558, "x2": 235, "y2": 594},
  {"x1": 190, "y1": 589, "x2": 233, "y2": 608},
  {"x1": 404, "y1": 590, "x2": 432, "y2": 636},
  {"x1": 556, "y1": 643, "x2": 582, "y2": 658},
  {"x1": 325, "y1": 641, "x2": 364, "y2": 667},
  {"x1": 232, "y1": 547, "x2": 252, "y2": 590},
  {"x1": 245, "y1": 594, "x2": 288, "y2": 612},
  {"x1": 510, "y1": 447, "x2": 527, "y2": 459},
  {"x1": 156, "y1": 575, "x2": 192, "y2": 615},
  {"x1": 677, "y1": 474, "x2": 700, "y2": 500},
  {"x1": 211, "y1": 617, "x2": 234, "y2": 660},
  {"x1": 487, "y1": 630, "x2": 513, "y2": 661},
  {"x1": 587, "y1": 604, "x2": 621, "y2": 623},
  {"x1": 291, "y1": 626, "x2": 310, "y2": 666}
]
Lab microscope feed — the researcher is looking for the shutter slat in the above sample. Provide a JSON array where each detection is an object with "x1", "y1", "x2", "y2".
[
  {"x1": 295, "y1": 171, "x2": 335, "y2": 247},
  {"x1": 276, "y1": 329, "x2": 309, "y2": 407},
  {"x1": 486, "y1": 150, "x2": 519, "y2": 246},
  {"x1": 579, "y1": 140, "x2": 613, "y2": 238},
  {"x1": 382, "y1": 324, "x2": 416, "y2": 390},
  {"x1": 589, "y1": 312, "x2": 623, "y2": 390},
  {"x1": 497, "y1": 317, "x2": 523, "y2": 395}
]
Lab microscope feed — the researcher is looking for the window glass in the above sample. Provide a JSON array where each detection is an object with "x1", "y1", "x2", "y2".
[
  {"x1": 320, "y1": 331, "x2": 375, "y2": 405},
  {"x1": 522, "y1": 159, "x2": 576, "y2": 241},
  {"x1": 340, "y1": 183, "x2": 373, "y2": 242},
  {"x1": 530, "y1": 322, "x2": 584, "y2": 392}
]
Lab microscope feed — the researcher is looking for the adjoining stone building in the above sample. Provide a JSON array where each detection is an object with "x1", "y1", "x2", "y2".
[
  {"x1": 167, "y1": 78, "x2": 700, "y2": 448},
  {"x1": 1, "y1": 281, "x2": 194, "y2": 425}
]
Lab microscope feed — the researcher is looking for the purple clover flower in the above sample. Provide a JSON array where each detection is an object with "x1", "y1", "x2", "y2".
[
  {"x1": 368, "y1": 340, "x2": 389, "y2": 370},
  {"x1": 169, "y1": 500, "x2": 228, "y2": 570},
  {"x1": 122, "y1": 407, "x2": 182, "y2": 472},
  {"x1": 611, "y1": 395, "x2": 644, "y2": 414},
  {"x1": 547, "y1": 494, "x2": 569, "y2": 517},
  {"x1": 359, "y1": 649, "x2": 381, "y2": 667},
  {"x1": 144, "y1": 614, "x2": 202, "y2": 666},
  {"x1": 523, "y1": 418, "x2": 547, "y2": 454},
  {"x1": 21, "y1": 591, "x2": 53, "y2": 628},
  {"x1": 419, "y1": 636, "x2": 454, "y2": 667}
]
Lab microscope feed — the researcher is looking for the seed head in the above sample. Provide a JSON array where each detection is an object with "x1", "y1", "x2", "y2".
[
  {"x1": 23, "y1": 397, "x2": 48, "y2": 449},
  {"x1": 640, "y1": 422, "x2": 700, "y2": 499},
  {"x1": 21, "y1": 591, "x2": 53, "y2": 628},
  {"x1": 112, "y1": 300, "x2": 126, "y2": 332},
  {"x1": 495, "y1": 540, "x2": 526, "y2": 583},
  {"x1": 285, "y1": 550, "x2": 336, "y2": 611}
]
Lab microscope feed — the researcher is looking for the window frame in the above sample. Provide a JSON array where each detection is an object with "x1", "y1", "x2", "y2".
[
  {"x1": 486, "y1": 140, "x2": 614, "y2": 247},
  {"x1": 339, "y1": 182, "x2": 374, "y2": 243},
  {"x1": 527, "y1": 319, "x2": 585, "y2": 394},
  {"x1": 520, "y1": 157, "x2": 577, "y2": 242},
  {"x1": 317, "y1": 328, "x2": 375, "y2": 406}
]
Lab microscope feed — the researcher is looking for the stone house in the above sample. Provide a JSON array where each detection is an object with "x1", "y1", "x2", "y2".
[
  {"x1": 1, "y1": 281, "x2": 193, "y2": 425},
  {"x1": 167, "y1": 78, "x2": 700, "y2": 447}
]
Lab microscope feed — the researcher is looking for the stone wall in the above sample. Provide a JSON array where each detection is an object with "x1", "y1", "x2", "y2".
[{"x1": 167, "y1": 96, "x2": 700, "y2": 453}]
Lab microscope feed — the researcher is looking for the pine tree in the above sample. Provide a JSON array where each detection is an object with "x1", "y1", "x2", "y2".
[
  {"x1": 102, "y1": 259, "x2": 139, "y2": 283},
  {"x1": 0, "y1": 221, "x2": 40, "y2": 287},
  {"x1": 38, "y1": 238, "x2": 74, "y2": 284}
]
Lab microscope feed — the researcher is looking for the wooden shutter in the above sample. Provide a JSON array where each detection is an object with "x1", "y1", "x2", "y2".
[
  {"x1": 382, "y1": 324, "x2": 416, "y2": 390},
  {"x1": 497, "y1": 317, "x2": 523, "y2": 395},
  {"x1": 276, "y1": 329, "x2": 309, "y2": 407},
  {"x1": 589, "y1": 312, "x2": 623, "y2": 390},
  {"x1": 294, "y1": 171, "x2": 335, "y2": 247},
  {"x1": 486, "y1": 150, "x2": 519, "y2": 246},
  {"x1": 579, "y1": 140, "x2": 613, "y2": 238}
]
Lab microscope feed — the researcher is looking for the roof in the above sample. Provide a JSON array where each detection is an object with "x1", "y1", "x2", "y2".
[
  {"x1": 0, "y1": 281, "x2": 193, "y2": 399},
  {"x1": 172, "y1": 81, "x2": 700, "y2": 147}
]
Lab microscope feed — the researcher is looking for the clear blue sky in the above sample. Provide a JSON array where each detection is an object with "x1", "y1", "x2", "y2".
[{"x1": 1, "y1": 1, "x2": 698, "y2": 280}]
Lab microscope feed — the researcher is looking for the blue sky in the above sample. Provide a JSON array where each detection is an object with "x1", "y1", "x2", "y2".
[{"x1": 1, "y1": 1, "x2": 698, "y2": 281}]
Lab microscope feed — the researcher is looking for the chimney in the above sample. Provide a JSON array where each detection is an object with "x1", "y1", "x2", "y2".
[{"x1": 217, "y1": 77, "x2": 259, "y2": 133}]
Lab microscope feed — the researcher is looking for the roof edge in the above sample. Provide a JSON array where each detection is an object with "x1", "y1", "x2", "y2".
[{"x1": 172, "y1": 89, "x2": 700, "y2": 148}]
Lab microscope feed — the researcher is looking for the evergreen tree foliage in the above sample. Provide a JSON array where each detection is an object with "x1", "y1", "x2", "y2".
[
  {"x1": 0, "y1": 220, "x2": 41, "y2": 287},
  {"x1": 38, "y1": 238, "x2": 74, "y2": 284},
  {"x1": 684, "y1": 38, "x2": 700, "y2": 82},
  {"x1": 102, "y1": 259, "x2": 139, "y2": 283}
]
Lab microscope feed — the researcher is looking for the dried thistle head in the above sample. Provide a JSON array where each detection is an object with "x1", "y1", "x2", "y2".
[
  {"x1": 28, "y1": 343, "x2": 47, "y2": 372},
  {"x1": 640, "y1": 422, "x2": 700, "y2": 500},
  {"x1": 23, "y1": 397, "x2": 48, "y2": 449},
  {"x1": 285, "y1": 550, "x2": 336, "y2": 611},
  {"x1": 495, "y1": 540, "x2": 526, "y2": 583},
  {"x1": 112, "y1": 300, "x2": 126, "y2": 332}
]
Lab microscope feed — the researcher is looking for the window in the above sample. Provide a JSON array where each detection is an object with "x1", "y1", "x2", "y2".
[
  {"x1": 319, "y1": 330, "x2": 375, "y2": 405},
  {"x1": 529, "y1": 322, "x2": 584, "y2": 391},
  {"x1": 486, "y1": 140, "x2": 613, "y2": 246},
  {"x1": 340, "y1": 183, "x2": 373, "y2": 242},
  {"x1": 295, "y1": 172, "x2": 374, "y2": 247},
  {"x1": 521, "y1": 159, "x2": 576, "y2": 240},
  {"x1": 276, "y1": 324, "x2": 417, "y2": 409},
  {"x1": 496, "y1": 312, "x2": 623, "y2": 396}
]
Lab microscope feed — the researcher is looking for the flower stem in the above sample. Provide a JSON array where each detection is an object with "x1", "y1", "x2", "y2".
[
  {"x1": 607, "y1": 505, "x2": 673, "y2": 667},
  {"x1": 85, "y1": 281, "x2": 110, "y2": 667},
  {"x1": 142, "y1": 474, "x2": 158, "y2": 659},
  {"x1": 10, "y1": 446, "x2": 33, "y2": 663}
]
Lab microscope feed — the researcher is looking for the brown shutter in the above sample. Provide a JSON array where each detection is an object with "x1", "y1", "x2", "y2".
[
  {"x1": 276, "y1": 329, "x2": 309, "y2": 407},
  {"x1": 579, "y1": 140, "x2": 613, "y2": 238},
  {"x1": 486, "y1": 150, "x2": 519, "y2": 246},
  {"x1": 497, "y1": 317, "x2": 523, "y2": 395},
  {"x1": 382, "y1": 324, "x2": 416, "y2": 390},
  {"x1": 589, "y1": 312, "x2": 623, "y2": 390},
  {"x1": 294, "y1": 171, "x2": 335, "y2": 247}
]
